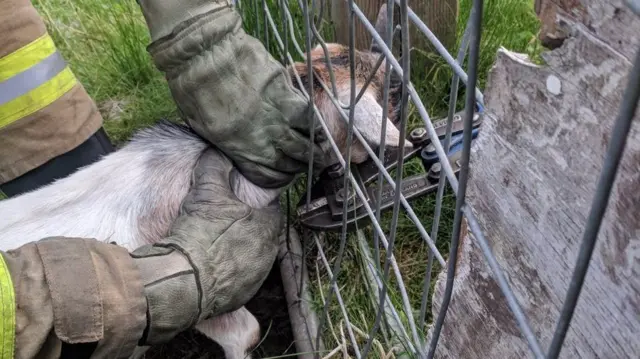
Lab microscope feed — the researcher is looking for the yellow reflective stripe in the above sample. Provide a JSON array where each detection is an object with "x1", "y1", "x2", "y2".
[
  {"x1": 0, "y1": 67, "x2": 77, "y2": 130},
  {"x1": 0, "y1": 254, "x2": 15, "y2": 359},
  {"x1": 0, "y1": 33, "x2": 57, "y2": 82}
]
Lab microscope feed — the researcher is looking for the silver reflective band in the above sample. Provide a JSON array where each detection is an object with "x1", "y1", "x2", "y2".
[{"x1": 0, "y1": 50, "x2": 68, "y2": 106}]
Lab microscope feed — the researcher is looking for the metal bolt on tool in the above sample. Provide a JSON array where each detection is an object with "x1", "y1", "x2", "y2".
[
  {"x1": 327, "y1": 163, "x2": 345, "y2": 178},
  {"x1": 410, "y1": 127, "x2": 427, "y2": 141},
  {"x1": 335, "y1": 187, "x2": 355, "y2": 203}
]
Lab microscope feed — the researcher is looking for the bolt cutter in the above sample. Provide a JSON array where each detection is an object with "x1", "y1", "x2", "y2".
[{"x1": 296, "y1": 106, "x2": 484, "y2": 232}]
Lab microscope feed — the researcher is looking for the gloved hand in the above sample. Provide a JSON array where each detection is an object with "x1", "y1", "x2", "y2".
[
  {"x1": 130, "y1": 148, "x2": 283, "y2": 345},
  {"x1": 137, "y1": 0, "x2": 326, "y2": 189}
]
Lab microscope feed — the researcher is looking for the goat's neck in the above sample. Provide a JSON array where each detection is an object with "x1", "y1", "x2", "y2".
[
  {"x1": 0, "y1": 129, "x2": 207, "y2": 250},
  {"x1": 230, "y1": 173, "x2": 283, "y2": 209},
  {"x1": 231, "y1": 144, "x2": 354, "y2": 210},
  {"x1": 0, "y1": 124, "x2": 288, "y2": 251}
]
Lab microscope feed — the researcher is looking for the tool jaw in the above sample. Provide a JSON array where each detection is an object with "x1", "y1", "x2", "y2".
[{"x1": 297, "y1": 108, "x2": 484, "y2": 232}]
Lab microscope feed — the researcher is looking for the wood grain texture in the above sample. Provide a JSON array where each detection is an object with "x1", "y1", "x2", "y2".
[
  {"x1": 424, "y1": 6, "x2": 640, "y2": 359},
  {"x1": 331, "y1": 0, "x2": 386, "y2": 50},
  {"x1": 535, "y1": 0, "x2": 640, "y2": 59},
  {"x1": 329, "y1": 0, "x2": 458, "y2": 54}
]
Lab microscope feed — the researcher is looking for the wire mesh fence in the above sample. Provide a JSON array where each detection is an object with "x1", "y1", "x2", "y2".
[{"x1": 237, "y1": 0, "x2": 640, "y2": 357}]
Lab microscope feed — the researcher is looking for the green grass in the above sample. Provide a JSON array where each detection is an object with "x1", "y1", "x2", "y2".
[
  {"x1": 262, "y1": 0, "x2": 545, "y2": 357},
  {"x1": 31, "y1": 0, "x2": 543, "y2": 357}
]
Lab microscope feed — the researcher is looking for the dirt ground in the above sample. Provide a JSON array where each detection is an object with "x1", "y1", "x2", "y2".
[{"x1": 145, "y1": 264, "x2": 295, "y2": 358}]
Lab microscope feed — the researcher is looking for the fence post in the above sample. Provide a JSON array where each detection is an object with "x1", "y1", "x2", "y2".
[
  {"x1": 330, "y1": 0, "x2": 384, "y2": 50},
  {"x1": 329, "y1": 0, "x2": 458, "y2": 78},
  {"x1": 425, "y1": 0, "x2": 640, "y2": 356}
]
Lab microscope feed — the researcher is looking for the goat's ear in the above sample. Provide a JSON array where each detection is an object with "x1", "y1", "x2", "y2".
[
  {"x1": 351, "y1": 92, "x2": 412, "y2": 149},
  {"x1": 370, "y1": 4, "x2": 388, "y2": 52}
]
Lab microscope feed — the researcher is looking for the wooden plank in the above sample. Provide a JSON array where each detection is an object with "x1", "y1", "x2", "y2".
[
  {"x1": 425, "y1": 10, "x2": 640, "y2": 359},
  {"x1": 535, "y1": 0, "x2": 640, "y2": 59},
  {"x1": 329, "y1": 0, "x2": 458, "y2": 54},
  {"x1": 331, "y1": 0, "x2": 386, "y2": 50}
]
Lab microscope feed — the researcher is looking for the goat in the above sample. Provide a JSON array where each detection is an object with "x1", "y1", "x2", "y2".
[{"x1": 0, "y1": 7, "x2": 407, "y2": 359}]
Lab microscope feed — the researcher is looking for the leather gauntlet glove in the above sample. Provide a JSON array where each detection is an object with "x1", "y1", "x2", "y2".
[
  {"x1": 137, "y1": 0, "x2": 326, "y2": 189},
  {"x1": 130, "y1": 148, "x2": 282, "y2": 345}
]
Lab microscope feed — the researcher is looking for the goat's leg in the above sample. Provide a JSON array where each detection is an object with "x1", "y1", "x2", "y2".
[{"x1": 194, "y1": 306, "x2": 261, "y2": 359}]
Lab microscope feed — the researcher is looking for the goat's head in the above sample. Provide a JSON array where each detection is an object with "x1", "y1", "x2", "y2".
[{"x1": 287, "y1": 4, "x2": 409, "y2": 166}]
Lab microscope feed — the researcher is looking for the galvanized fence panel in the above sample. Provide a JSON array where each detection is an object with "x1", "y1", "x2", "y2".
[{"x1": 240, "y1": 0, "x2": 640, "y2": 357}]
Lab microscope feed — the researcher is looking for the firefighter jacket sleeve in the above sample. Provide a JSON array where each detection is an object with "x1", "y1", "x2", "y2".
[
  {"x1": 0, "y1": 238, "x2": 147, "y2": 359},
  {"x1": 0, "y1": 0, "x2": 104, "y2": 185},
  {"x1": 136, "y1": 0, "x2": 327, "y2": 189}
]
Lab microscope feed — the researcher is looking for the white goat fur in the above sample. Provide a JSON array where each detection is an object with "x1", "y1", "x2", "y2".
[{"x1": 0, "y1": 43, "x2": 409, "y2": 359}]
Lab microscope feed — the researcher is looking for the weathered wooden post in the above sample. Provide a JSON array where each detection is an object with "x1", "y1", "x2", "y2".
[
  {"x1": 330, "y1": 0, "x2": 387, "y2": 51},
  {"x1": 425, "y1": 0, "x2": 640, "y2": 357},
  {"x1": 329, "y1": 0, "x2": 459, "y2": 77}
]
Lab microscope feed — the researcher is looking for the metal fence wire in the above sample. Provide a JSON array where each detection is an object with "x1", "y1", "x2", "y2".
[{"x1": 236, "y1": 0, "x2": 640, "y2": 357}]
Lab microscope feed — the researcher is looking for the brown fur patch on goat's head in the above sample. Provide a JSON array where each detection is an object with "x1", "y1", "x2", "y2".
[
  {"x1": 293, "y1": 43, "x2": 403, "y2": 124},
  {"x1": 287, "y1": 43, "x2": 406, "y2": 165},
  {"x1": 285, "y1": 3, "x2": 410, "y2": 166}
]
